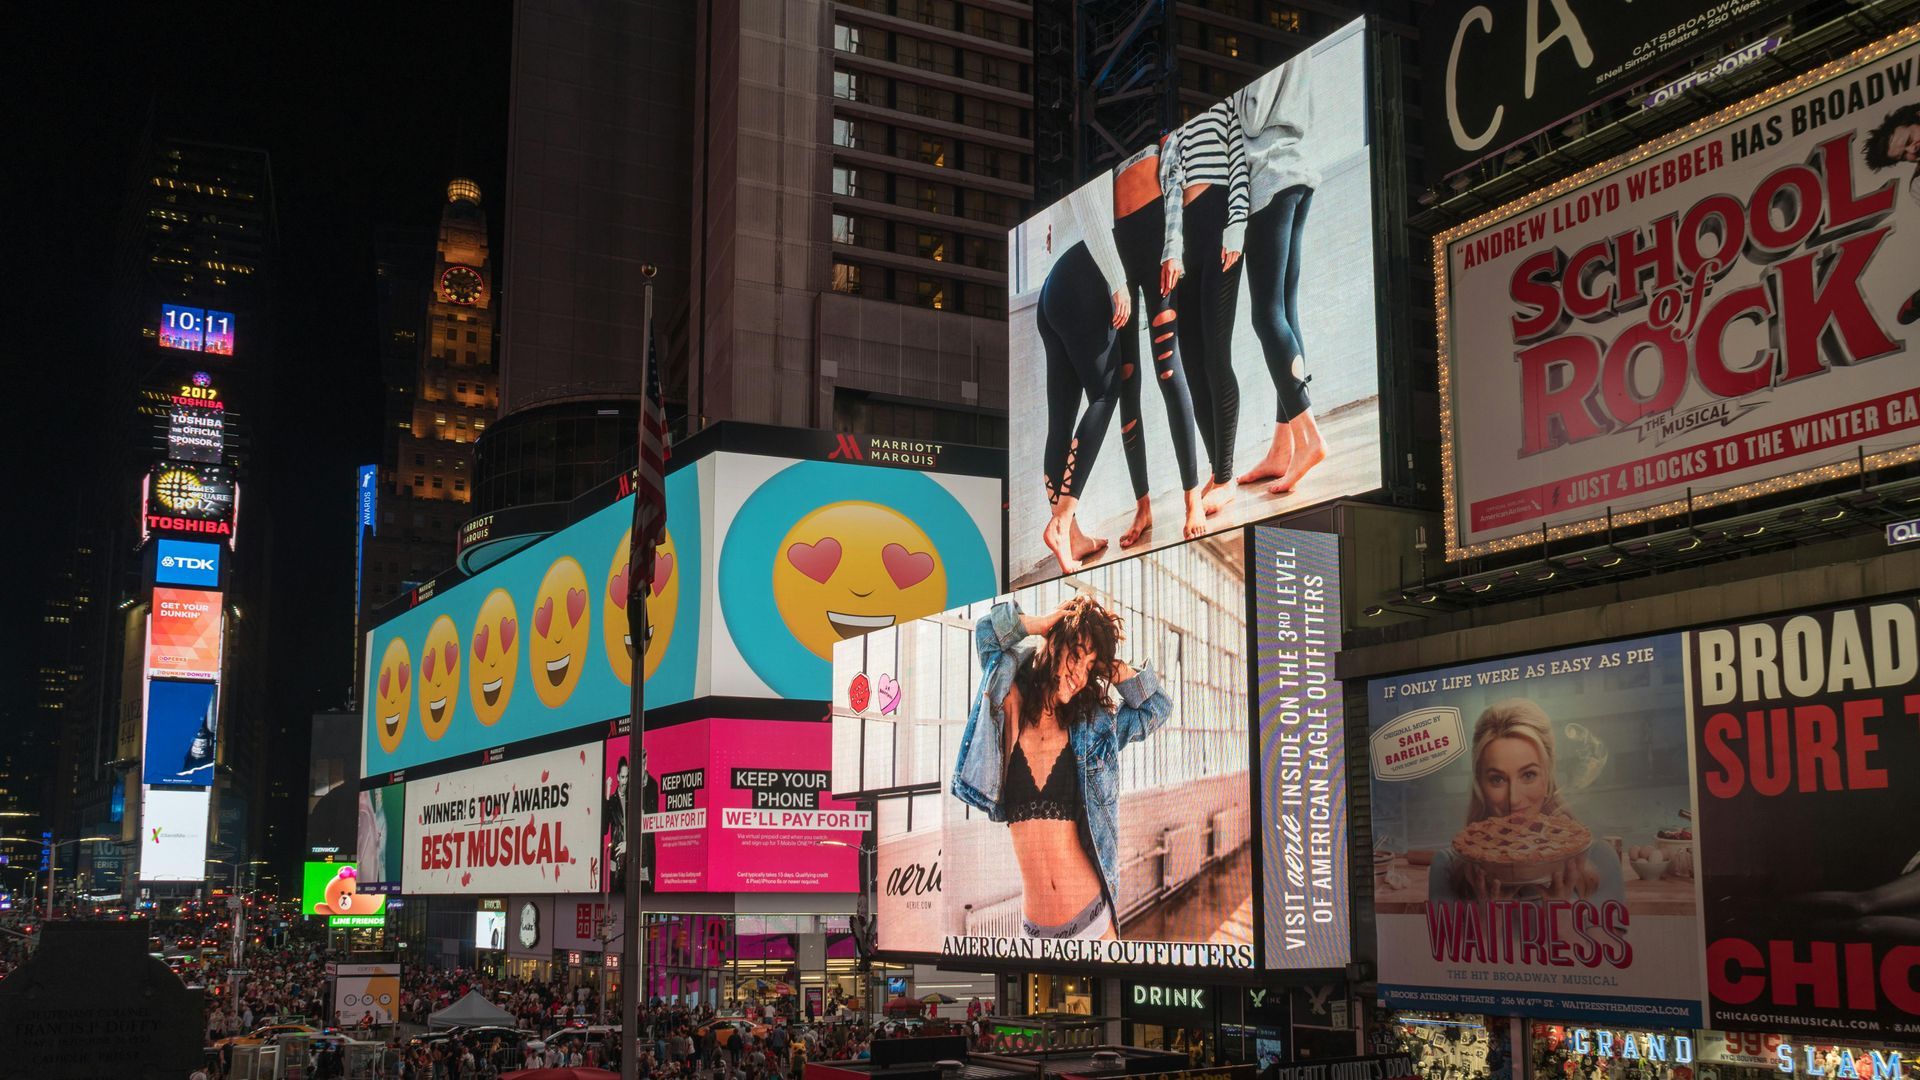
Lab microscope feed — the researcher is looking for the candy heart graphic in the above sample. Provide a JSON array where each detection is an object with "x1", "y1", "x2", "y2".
[
  {"x1": 652, "y1": 552, "x2": 674, "y2": 595},
  {"x1": 848, "y1": 673, "x2": 870, "y2": 712},
  {"x1": 882, "y1": 544, "x2": 935, "y2": 589},
  {"x1": 567, "y1": 587, "x2": 587, "y2": 627},
  {"x1": 500, "y1": 617, "x2": 516, "y2": 650},
  {"x1": 424, "y1": 649, "x2": 436, "y2": 681},
  {"x1": 877, "y1": 673, "x2": 903, "y2": 715},
  {"x1": 397, "y1": 662, "x2": 409, "y2": 691},
  {"x1": 474, "y1": 624, "x2": 490, "y2": 659},
  {"x1": 786, "y1": 538, "x2": 843, "y2": 584},
  {"x1": 444, "y1": 641, "x2": 457, "y2": 673},
  {"x1": 535, "y1": 597, "x2": 554, "y2": 639},
  {"x1": 609, "y1": 562, "x2": 630, "y2": 609},
  {"x1": 379, "y1": 670, "x2": 391, "y2": 697}
]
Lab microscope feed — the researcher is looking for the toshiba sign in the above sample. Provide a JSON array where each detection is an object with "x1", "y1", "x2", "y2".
[{"x1": 1438, "y1": 28, "x2": 1920, "y2": 558}]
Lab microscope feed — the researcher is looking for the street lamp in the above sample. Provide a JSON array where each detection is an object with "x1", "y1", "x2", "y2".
[
  {"x1": 822, "y1": 839, "x2": 879, "y2": 1020},
  {"x1": 0, "y1": 836, "x2": 115, "y2": 921}
]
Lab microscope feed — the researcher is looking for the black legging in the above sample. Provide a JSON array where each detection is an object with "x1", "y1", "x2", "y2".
[
  {"x1": 1114, "y1": 196, "x2": 1201, "y2": 495},
  {"x1": 1245, "y1": 185, "x2": 1314, "y2": 421},
  {"x1": 1038, "y1": 242, "x2": 1121, "y2": 504},
  {"x1": 1175, "y1": 185, "x2": 1242, "y2": 485}
]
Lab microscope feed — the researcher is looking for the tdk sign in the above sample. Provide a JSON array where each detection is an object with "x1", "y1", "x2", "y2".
[
  {"x1": 155, "y1": 539, "x2": 221, "y2": 587},
  {"x1": 1888, "y1": 519, "x2": 1920, "y2": 548}
]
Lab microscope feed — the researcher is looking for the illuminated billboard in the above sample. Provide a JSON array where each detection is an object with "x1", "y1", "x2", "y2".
[
  {"x1": 836, "y1": 534, "x2": 1254, "y2": 971},
  {"x1": 333, "y1": 964, "x2": 400, "y2": 1026},
  {"x1": 301, "y1": 860, "x2": 387, "y2": 927},
  {"x1": 1438, "y1": 28, "x2": 1920, "y2": 558},
  {"x1": 139, "y1": 786, "x2": 209, "y2": 882},
  {"x1": 1366, "y1": 595, "x2": 1920, "y2": 1034},
  {"x1": 147, "y1": 587, "x2": 222, "y2": 680},
  {"x1": 167, "y1": 404, "x2": 224, "y2": 464},
  {"x1": 154, "y1": 539, "x2": 221, "y2": 588},
  {"x1": 1253, "y1": 527, "x2": 1349, "y2": 969},
  {"x1": 158, "y1": 304, "x2": 235, "y2": 354},
  {"x1": 144, "y1": 463, "x2": 235, "y2": 541},
  {"x1": 475, "y1": 910, "x2": 506, "y2": 950},
  {"x1": 142, "y1": 679, "x2": 217, "y2": 789},
  {"x1": 355, "y1": 781, "x2": 405, "y2": 894},
  {"x1": 1006, "y1": 19, "x2": 1379, "y2": 588},
  {"x1": 401, "y1": 743, "x2": 601, "y2": 894},
  {"x1": 613, "y1": 719, "x2": 866, "y2": 893},
  {"x1": 362, "y1": 439, "x2": 1001, "y2": 778}
]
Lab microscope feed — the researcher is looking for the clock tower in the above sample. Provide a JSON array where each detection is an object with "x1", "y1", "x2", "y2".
[{"x1": 361, "y1": 179, "x2": 500, "y2": 623}]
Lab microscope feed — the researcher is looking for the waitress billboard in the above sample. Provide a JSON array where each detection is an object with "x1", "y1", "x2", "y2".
[{"x1": 1368, "y1": 594, "x2": 1920, "y2": 1035}]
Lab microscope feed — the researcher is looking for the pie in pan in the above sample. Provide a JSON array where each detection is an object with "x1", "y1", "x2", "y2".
[{"x1": 1452, "y1": 813, "x2": 1592, "y2": 884}]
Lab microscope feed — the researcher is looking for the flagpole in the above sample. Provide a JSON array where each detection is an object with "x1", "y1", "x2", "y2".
[{"x1": 622, "y1": 264, "x2": 657, "y2": 1080}]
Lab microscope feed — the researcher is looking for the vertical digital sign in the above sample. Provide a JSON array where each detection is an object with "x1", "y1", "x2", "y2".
[
  {"x1": 139, "y1": 787, "x2": 210, "y2": 882},
  {"x1": 1254, "y1": 527, "x2": 1350, "y2": 969}
]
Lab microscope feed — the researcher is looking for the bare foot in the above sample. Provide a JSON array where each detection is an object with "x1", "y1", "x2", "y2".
[
  {"x1": 1268, "y1": 435, "x2": 1326, "y2": 494},
  {"x1": 1071, "y1": 518, "x2": 1109, "y2": 562},
  {"x1": 1042, "y1": 513, "x2": 1082, "y2": 575},
  {"x1": 1182, "y1": 489, "x2": 1207, "y2": 539},
  {"x1": 1120, "y1": 497, "x2": 1153, "y2": 549},
  {"x1": 1200, "y1": 479, "x2": 1234, "y2": 516},
  {"x1": 1235, "y1": 424, "x2": 1293, "y2": 484}
]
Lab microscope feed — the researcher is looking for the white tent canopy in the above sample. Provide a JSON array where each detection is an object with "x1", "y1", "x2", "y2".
[{"x1": 428, "y1": 990, "x2": 517, "y2": 1029}]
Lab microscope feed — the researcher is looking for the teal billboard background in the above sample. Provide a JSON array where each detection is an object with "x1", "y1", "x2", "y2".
[{"x1": 363, "y1": 466, "x2": 702, "y2": 775}]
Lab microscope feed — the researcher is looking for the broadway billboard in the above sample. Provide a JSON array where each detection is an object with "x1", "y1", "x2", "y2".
[
  {"x1": 1439, "y1": 28, "x2": 1920, "y2": 558},
  {"x1": 1367, "y1": 595, "x2": 1920, "y2": 1036},
  {"x1": 402, "y1": 742, "x2": 602, "y2": 894}
]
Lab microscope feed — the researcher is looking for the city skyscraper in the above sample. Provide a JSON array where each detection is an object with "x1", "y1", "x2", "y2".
[{"x1": 72, "y1": 128, "x2": 281, "y2": 892}]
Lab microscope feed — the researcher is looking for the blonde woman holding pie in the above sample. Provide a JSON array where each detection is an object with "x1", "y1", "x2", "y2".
[{"x1": 1428, "y1": 699, "x2": 1625, "y2": 906}]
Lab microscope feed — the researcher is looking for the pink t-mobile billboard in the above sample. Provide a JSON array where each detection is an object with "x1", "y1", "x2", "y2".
[{"x1": 625, "y1": 718, "x2": 869, "y2": 892}]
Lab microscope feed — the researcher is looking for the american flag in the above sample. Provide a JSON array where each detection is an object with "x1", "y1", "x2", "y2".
[{"x1": 631, "y1": 330, "x2": 669, "y2": 599}]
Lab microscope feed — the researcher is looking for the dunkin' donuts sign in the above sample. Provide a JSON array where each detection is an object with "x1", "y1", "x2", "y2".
[{"x1": 1440, "y1": 29, "x2": 1920, "y2": 558}]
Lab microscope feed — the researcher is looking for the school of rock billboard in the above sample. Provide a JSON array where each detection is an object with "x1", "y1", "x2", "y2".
[
  {"x1": 1438, "y1": 28, "x2": 1920, "y2": 559},
  {"x1": 1367, "y1": 594, "x2": 1920, "y2": 1036}
]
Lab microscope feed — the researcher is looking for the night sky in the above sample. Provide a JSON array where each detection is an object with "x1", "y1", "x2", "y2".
[{"x1": 4, "y1": 8, "x2": 511, "y2": 861}]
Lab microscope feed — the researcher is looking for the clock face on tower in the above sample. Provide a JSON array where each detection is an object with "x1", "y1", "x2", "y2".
[{"x1": 441, "y1": 265, "x2": 484, "y2": 305}]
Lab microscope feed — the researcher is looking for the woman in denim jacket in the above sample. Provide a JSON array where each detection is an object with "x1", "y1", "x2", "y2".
[{"x1": 952, "y1": 595, "x2": 1174, "y2": 941}]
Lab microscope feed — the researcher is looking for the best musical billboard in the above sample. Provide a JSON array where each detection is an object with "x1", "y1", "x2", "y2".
[
  {"x1": 1007, "y1": 19, "x2": 1380, "y2": 588},
  {"x1": 1367, "y1": 593, "x2": 1920, "y2": 1035},
  {"x1": 362, "y1": 445, "x2": 1000, "y2": 777},
  {"x1": 1439, "y1": 28, "x2": 1920, "y2": 558},
  {"x1": 401, "y1": 742, "x2": 601, "y2": 894},
  {"x1": 837, "y1": 534, "x2": 1254, "y2": 970},
  {"x1": 1253, "y1": 527, "x2": 1349, "y2": 969},
  {"x1": 147, "y1": 588, "x2": 222, "y2": 681},
  {"x1": 621, "y1": 719, "x2": 866, "y2": 893}
]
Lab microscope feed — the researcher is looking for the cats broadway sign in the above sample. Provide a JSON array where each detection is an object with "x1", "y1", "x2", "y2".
[{"x1": 1438, "y1": 28, "x2": 1920, "y2": 559}]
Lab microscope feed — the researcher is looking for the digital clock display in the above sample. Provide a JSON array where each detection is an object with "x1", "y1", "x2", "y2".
[{"x1": 160, "y1": 304, "x2": 237, "y2": 355}]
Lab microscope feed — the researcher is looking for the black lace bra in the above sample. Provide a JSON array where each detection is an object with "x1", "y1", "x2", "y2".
[{"x1": 1005, "y1": 740, "x2": 1080, "y2": 823}]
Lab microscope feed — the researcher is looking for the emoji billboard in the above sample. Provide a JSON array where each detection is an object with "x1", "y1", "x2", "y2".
[{"x1": 362, "y1": 433, "x2": 1002, "y2": 779}]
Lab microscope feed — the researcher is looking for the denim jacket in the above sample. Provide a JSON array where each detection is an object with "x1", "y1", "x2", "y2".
[{"x1": 951, "y1": 600, "x2": 1174, "y2": 914}]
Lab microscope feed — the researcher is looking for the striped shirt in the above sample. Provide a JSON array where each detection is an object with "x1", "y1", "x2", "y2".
[{"x1": 1161, "y1": 98, "x2": 1252, "y2": 257}]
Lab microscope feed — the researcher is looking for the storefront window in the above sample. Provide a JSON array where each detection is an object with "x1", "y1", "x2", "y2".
[
  {"x1": 1020, "y1": 972, "x2": 1095, "y2": 1015},
  {"x1": 1380, "y1": 1011, "x2": 1512, "y2": 1080},
  {"x1": 1531, "y1": 1023, "x2": 1694, "y2": 1080}
]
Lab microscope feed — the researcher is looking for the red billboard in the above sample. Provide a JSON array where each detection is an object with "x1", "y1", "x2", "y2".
[
  {"x1": 148, "y1": 587, "x2": 223, "y2": 680},
  {"x1": 1438, "y1": 27, "x2": 1920, "y2": 558}
]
